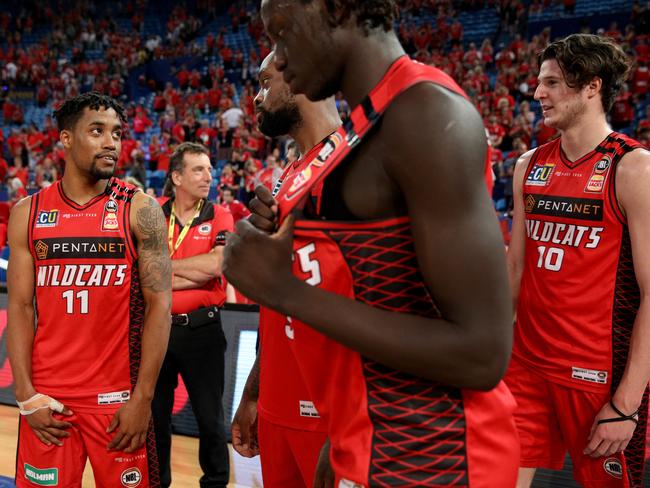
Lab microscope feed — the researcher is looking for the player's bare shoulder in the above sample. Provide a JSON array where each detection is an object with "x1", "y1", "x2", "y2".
[
  {"x1": 7, "y1": 196, "x2": 33, "y2": 240},
  {"x1": 616, "y1": 146, "x2": 650, "y2": 178},
  {"x1": 379, "y1": 81, "x2": 488, "y2": 198},
  {"x1": 614, "y1": 146, "x2": 650, "y2": 212},
  {"x1": 514, "y1": 148, "x2": 537, "y2": 173}
]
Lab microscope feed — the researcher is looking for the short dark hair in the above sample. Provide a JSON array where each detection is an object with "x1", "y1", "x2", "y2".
[
  {"x1": 163, "y1": 142, "x2": 210, "y2": 197},
  {"x1": 222, "y1": 185, "x2": 235, "y2": 196},
  {"x1": 53, "y1": 92, "x2": 127, "y2": 131},
  {"x1": 539, "y1": 34, "x2": 632, "y2": 113},
  {"x1": 300, "y1": 0, "x2": 397, "y2": 33}
]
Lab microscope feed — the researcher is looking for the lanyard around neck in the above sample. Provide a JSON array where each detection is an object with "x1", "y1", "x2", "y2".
[{"x1": 168, "y1": 199, "x2": 203, "y2": 256}]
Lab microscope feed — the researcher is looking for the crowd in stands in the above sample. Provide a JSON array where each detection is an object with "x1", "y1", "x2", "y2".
[{"x1": 0, "y1": 0, "x2": 647, "y2": 248}]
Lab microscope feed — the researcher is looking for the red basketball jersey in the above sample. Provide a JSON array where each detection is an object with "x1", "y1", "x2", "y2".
[
  {"x1": 28, "y1": 178, "x2": 142, "y2": 412},
  {"x1": 257, "y1": 141, "x2": 327, "y2": 431},
  {"x1": 272, "y1": 56, "x2": 520, "y2": 487},
  {"x1": 514, "y1": 133, "x2": 645, "y2": 393}
]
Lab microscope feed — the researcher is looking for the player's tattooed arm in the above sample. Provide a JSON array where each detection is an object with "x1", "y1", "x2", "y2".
[
  {"x1": 135, "y1": 195, "x2": 172, "y2": 292},
  {"x1": 107, "y1": 192, "x2": 171, "y2": 453}
]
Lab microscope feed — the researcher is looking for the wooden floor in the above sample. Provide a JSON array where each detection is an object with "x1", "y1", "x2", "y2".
[{"x1": 0, "y1": 405, "x2": 262, "y2": 487}]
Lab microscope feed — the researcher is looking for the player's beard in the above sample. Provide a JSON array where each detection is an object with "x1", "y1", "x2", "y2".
[
  {"x1": 89, "y1": 158, "x2": 116, "y2": 180},
  {"x1": 258, "y1": 102, "x2": 302, "y2": 138}
]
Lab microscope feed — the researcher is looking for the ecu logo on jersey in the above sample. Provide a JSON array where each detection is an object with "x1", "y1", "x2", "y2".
[
  {"x1": 35, "y1": 209, "x2": 59, "y2": 228},
  {"x1": 526, "y1": 162, "x2": 555, "y2": 187}
]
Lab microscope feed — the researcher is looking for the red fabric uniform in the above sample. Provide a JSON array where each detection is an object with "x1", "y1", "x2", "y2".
[
  {"x1": 509, "y1": 133, "x2": 648, "y2": 486},
  {"x1": 257, "y1": 142, "x2": 328, "y2": 487},
  {"x1": 275, "y1": 57, "x2": 519, "y2": 487},
  {"x1": 18, "y1": 178, "x2": 159, "y2": 487},
  {"x1": 160, "y1": 198, "x2": 233, "y2": 313}
]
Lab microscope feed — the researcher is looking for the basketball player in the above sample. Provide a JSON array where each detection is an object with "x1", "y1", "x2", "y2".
[
  {"x1": 7, "y1": 92, "x2": 172, "y2": 487},
  {"x1": 152, "y1": 142, "x2": 234, "y2": 488},
  {"x1": 231, "y1": 52, "x2": 340, "y2": 487},
  {"x1": 223, "y1": 1, "x2": 520, "y2": 486},
  {"x1": 507, "y1": 34, "x2": 650, "y2": 487}
]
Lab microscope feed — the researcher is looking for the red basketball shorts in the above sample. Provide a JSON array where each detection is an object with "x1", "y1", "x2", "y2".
[
  {"x1": 505, "y1": 355, "x2": 633, "y2": 488},
  {"x1": 258, "y1": 414, "x2": 327, "y2": 488},
  {"x1": 16, "y1": 410, "x2": 159, "y2": 488}
]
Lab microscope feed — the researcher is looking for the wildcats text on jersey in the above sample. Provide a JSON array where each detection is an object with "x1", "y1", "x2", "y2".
[
  {"x1": 36, "y1": 264, "x2": 128, "y2": 287},
  {"x1": 524, "y1": 194, "x2": 603, "y2": 221},
  {"x1": 525, "y1": 220, "x2": 603, "y2": 249}
]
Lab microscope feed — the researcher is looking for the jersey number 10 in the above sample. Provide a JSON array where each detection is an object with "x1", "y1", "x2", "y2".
[{"x1": 536, "y1": 246, "x2": 564, "y2": 272}]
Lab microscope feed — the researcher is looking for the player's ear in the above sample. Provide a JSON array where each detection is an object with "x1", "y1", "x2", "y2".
[
  {"x1": 586, "y1": 76, "x2": 602, "y2": 99},
  {"x1": 60, "y1": 129, "x2": 72, "y2": 149}
]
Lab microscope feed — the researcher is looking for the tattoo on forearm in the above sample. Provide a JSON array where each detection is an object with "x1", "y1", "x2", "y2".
[{"x1": 137, "y1": 199, "x2": 172, "y2": 292}]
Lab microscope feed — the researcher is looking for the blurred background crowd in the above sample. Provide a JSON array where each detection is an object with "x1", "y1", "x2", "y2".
[{"x1": 0, "y1": 0, "x2": 646, "y2": 246}]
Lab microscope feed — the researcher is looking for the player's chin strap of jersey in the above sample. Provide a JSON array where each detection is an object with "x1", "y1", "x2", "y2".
[
  {"x1": 17, "y1": 393, "x2": 65, "y2": 416},
  {"x1": 597, "y1": 399, "x2": 639, "y2": 426}
]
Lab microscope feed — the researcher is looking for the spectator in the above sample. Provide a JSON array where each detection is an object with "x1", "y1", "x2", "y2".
[
  {"x1": 610, "y1": 83, "x2": 635, "y2": 130},
  {"x1": 220, "y1": 185, "x2": 250, "y2": 223}
]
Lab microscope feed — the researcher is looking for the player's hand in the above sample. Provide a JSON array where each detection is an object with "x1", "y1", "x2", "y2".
[
  {"x1": 25, "y1": 407, "x2": 74, "y2": 447},
  {"x1": 231, "y1": 395, "x2": 259, "y2": 458},
  {"x1": 106, "y1": 396, "x2": 151, "y2": 453},
  {"x1": 584, "y1": 401, "x2": 637, "y2": 458},
  {"x1": 223, "y1": 214, "x2": 299, "y2": 309},
  {"x1": 247, "y1": 185, "x2": 278, "y2": 233},
  {"x1": 313, "y1": 438, "x2": 334, "y2": 488}
]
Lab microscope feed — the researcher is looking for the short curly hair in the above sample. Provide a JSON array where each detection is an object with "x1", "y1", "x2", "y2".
[
  {"x1": 53, "y1": 92, "x2": 127, "y2": 131},
  {"x1": 300, "y1": 0, "x2": 397, "y2": 33},
  {"x1": 539, "y1": 34, "x2": 632, "y2": 113}
]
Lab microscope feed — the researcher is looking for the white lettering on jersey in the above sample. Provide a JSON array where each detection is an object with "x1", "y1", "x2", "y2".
[
  {"x1": 36, "y1": 264, "x2": 129, "y2": 287},
  {"x1": 525, "y1": 220, "x2": 603, "y2": 249}
]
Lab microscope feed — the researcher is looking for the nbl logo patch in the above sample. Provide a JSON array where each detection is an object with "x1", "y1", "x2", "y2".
[
  {"x1": 526, "y1": 162, "x2": 555, "y2": 187},
  {"x1": 585, "y1": 155, "x2": 612, "y2": 193},
  {"x1": 35, "y1": 210, "x2": 59, "y2": 228},
  {"x1": 121, "y1": 467, "x2": 142, "y2": 487},
  {"x1": 102, "y1": 199, "x2": 119, "y2": 231},
  {"x1": 603, "y1": 458, "x2": 623, "y2": 479}
]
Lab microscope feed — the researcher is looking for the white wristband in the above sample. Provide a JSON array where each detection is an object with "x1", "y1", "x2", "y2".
[{"x1": 16, "y1": 393, "x2": 64, "y2": 416}]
